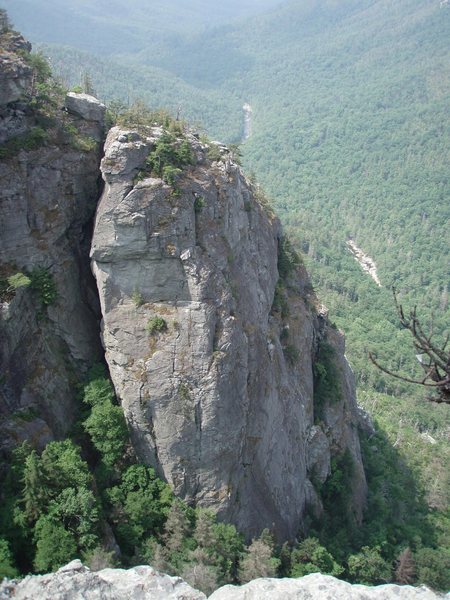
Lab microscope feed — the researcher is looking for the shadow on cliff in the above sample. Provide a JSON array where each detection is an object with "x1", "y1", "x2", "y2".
[{"x1": 308, "y1": 418, "x2": 438, "y2": 568}]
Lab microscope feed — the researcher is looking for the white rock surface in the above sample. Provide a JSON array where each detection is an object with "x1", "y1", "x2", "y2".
[
  {"x1": 65, "y1": 92, "x2": 106, "y2": 123},
  {"x1": 0, "y1": 560, "x2": 206, "y2": 600},
  {"x1": 208, "y1": 573, "x2": 443, "y2": 600},
  {"x1": 1, "y1": 566, "x2": 444, "y2": 600}
]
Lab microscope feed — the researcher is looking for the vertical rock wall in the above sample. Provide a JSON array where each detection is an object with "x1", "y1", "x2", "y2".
[
  {"x1": 91, "y1": 127, "x2": 367, "y2": 539},
  {"x1": 0, "y1": 68, "x2": 105, "y2": 452}
]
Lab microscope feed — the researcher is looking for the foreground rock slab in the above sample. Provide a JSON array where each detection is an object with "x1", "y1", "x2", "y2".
[
  {"x1": 0, "y1": 560, "x2": 206, "y2": 600},
  {"x1": 1, "y1": 566, "x2": 445, "y2": 600},
  {"x1": 208, "y1": 573, "x2": 443, "y2": 600}
]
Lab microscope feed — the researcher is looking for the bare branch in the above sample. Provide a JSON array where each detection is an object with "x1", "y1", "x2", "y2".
[
  {"x1": 370, "y1": 290, "x2": 450, "y2": 405},
  {"x1": 369, "y1": 353, "x2": 449, "y2": 389}
]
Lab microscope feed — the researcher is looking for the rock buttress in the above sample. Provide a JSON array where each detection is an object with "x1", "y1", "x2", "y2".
[
  {"x1": 91, "y1": 126, "x2": 367, "y2": 540},
  {"x1": 0, "y1": 34, "x2": 106, "y2": 453}
]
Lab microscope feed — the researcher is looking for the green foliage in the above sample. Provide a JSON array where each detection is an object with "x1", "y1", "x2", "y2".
[
  {"x1": 206, "y1": 144, "x2": 223, "y2": 162},
  {"x1": 83, "y1": 402, "x2": 128, "y2": 469},
  {"x1": 209, "y1": 522, "x2": 244, "y2": 582},
  {"x1": 347, "y1": 546, "x2": 392, "y2": 585},
  {"x1": 146, "y1": 315, "x2": 168, "y2": 335},
  {"x1": 0, "y1": 439, "x2": 101, "y2": 573},
  {"x1": 0, "y1": 8, "x2": 11, "y2": 33},
  {"x1": 290, "y1": 537, "x2": 343, "y2": 578},
  {"x1": 277, "y1": 237, "x2": 302, "y2": 282},
  {"x1": 162, "y1": 165, "x2": 182, "y2": 186},
  {"x1": 194, "y1": 196, "x2": 205, "y2": 213},
  {"x1": 271, "y1": 281, "x2": 289, "y2": 318},
  {"x1": 145, "y1": 132, "x2": 193, "y2": 182},
  {"x1": 24, "y1": 52, "x2": 52, "y2": 83},
  {"x1": 313, "y1": 341, "x2": 342, "y2": 421},
  {"x1": 84, "y1": 546, "x2": 117, "y2": 571},
  {"x1": 356, "y1": 389, "x2": 450, "y2": 590},
  {"x1": 414, "y1": 547, "x2": 450, "y2": 591},
  {"x1": 113, "y1": 102, "x2": 188, "y2": 134},
  {"x1": 68, "y1": 131, "x2": 97, "y2": 152},
  {"x1": 21, "y1": 442, "x2": 93, "y2": 523},
  {"x1": 6, "y1": 272, "x2": 31, "y2": 290},
  {"x1": 82, "y1": 375, "x2": 115, "y2": 407},
  {"x1": 30, "y1": 267, "x2": 57, "y2": 306},
  {"x1": 21, "y1": 52, "x2": 64, "y2": 111},
  {"x1": 33, "y1": 517, "x2": 77, "y2": 573},
  {"x1": 311, "y1": 449, "x2": 356, "y2": 562},
  {"x1": 131, "y1": 287, "x2": 145, "y2": 307},
  {"x1": 104, "y1": 465, "x2": 172, "y2": 555},
  {"x1": 0, "y1": 128, "x2": 48, "y2": 159},
  {"x1": 228, "y1": 143, "x2": 242, "y2": 165},
  {"x1": 0, "y1": 539, "x2": 18, "y2": 581}
]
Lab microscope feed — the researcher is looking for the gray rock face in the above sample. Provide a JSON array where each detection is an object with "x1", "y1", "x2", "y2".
[
  {"x1": 91, "y1": 126, "x2": 367, "y2": 539},
  {"x1": 0, "y1": 32, "x2": 32, "y2": 107},
  {"x1": 0, "y1": 560, "x2": 206, "y2": 600},
  {"x1": 65, "y1": 93, "x2": 106, "y2": 124},
  {"x1": 0, "y1": 90, "x2": 104, "y2": 448},
  {"x1": 208, "y1": 574, "x2": 443, "y2": 600}
]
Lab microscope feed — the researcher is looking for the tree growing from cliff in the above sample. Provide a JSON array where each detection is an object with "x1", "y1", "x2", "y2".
[
  {"x1": 369, "y1": 291, "x2": 450, "y2": 404},
  {"x1": 0, "y1": 9, "x2": 11, "y2": 33}
]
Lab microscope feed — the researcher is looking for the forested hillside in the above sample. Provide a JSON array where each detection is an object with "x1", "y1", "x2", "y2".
[{"x1": 1, "y1": 0, "x2": 449, "y2": 590}]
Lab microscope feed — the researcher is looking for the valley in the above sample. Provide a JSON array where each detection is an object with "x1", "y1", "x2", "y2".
[{"x1": 0, "y1": 0, "x2": 449, "y2": 593}]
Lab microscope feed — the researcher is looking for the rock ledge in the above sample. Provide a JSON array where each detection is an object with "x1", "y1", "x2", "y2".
[{"x1": 1, "y1": 565, "x2": 445, "y2": 600}]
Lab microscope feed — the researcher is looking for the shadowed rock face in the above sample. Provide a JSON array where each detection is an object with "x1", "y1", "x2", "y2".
[
  {"x1": 91, "y1": 127, "x2": 367, "y2": 540},
  {"x1": 0, "y1": 89, "x2": 105, "y2": 453}
]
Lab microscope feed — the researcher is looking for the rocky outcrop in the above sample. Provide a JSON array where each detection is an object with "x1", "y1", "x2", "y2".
[
  {"x1": 91, "y1": 126, "x2": 367, "y2": 539},
  {"x1": 209, "y1": 574, "x2": 443, "y2": 599},
  {"x1": 1, "y1": 563, "x2": 443, "y2": 600},
  {"x1": 0, "y1": 31, "x2": 32, "y2": 107},
  {"x1": 0, "y1": 560, "x2": 206, "y2": 600},
  {"x1": 0, "y1": 38, "x2": 105, "y2": 455},
  {"x1": 65, "y1": 93, "x2": 106, "y2": 126}
]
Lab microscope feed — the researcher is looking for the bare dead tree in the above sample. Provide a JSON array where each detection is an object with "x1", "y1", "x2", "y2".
[{"x1": 369, "y1": 289, "x2": 450, "y2": 404}]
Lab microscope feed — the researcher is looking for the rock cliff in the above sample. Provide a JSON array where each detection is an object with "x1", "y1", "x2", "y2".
[
  {"x1": 0, "y1": 30, "x2": 105, "y2": 455},
  {"x1": 1, "y1": 24, "x2": 367, "y2": 544},
  {"x1": 90, "y1": 126, "x2": 367, "y2": 539},
  {"x1": 0, "y1": 561, "x2": 443, "y2": 600}
]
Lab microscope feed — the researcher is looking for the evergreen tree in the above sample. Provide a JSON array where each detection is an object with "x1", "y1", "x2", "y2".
[
  {"x1": 347, "y1": 546, "x2": 392, "y2": 585},
  {"x1": 0, "y1": 539, "x2": 18, "y2": 581},
  {"x1": 23, "y1": 451, "x2": 48, "y2": 522},
  {"x1": 238, "y1": 536, "x2": 280, "y2": 583},
  {"x1": 33, "y1": 518, "x2": 77, "y2": 573},
  {"x1": 0, "y1": 8, "x2": 11, "y2": 33},
  {"x1": 162, "y1": 499, "x2": 191, "y2": 556}
]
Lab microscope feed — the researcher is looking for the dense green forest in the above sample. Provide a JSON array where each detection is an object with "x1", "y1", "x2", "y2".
[
  {"x1": 2, "y1": 365, "x2": 448, "y2": 591},
  {"x1": 1, "y1": 0, "x2": 449, "y2": 591}
]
